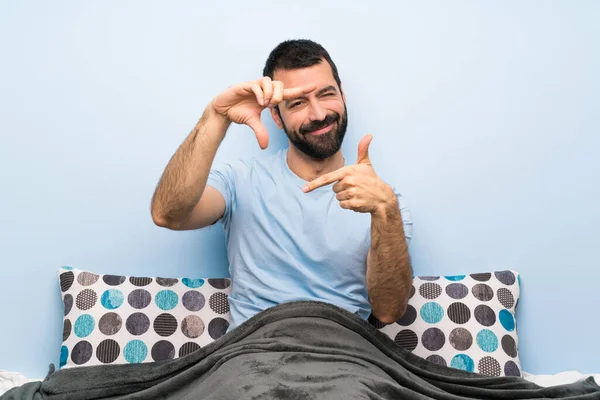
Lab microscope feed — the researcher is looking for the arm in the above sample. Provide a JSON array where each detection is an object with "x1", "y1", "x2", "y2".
[
  {"x1": 151, "y1": 78, "x2": 317, "y2": 230},
  {"x1": 366, "y1": 193, "x2": 413, "y2": 324},
  {"x1": 151, "y1": 106, "x2": 230, "y2": 230},
  {"x1": 301, "y1": 134, "x2": 413, "y2": 325}
]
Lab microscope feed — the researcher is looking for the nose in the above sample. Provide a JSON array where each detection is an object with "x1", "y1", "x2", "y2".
[{"x1": 307, "y1": 98, "x2": 327, "y2": 122}]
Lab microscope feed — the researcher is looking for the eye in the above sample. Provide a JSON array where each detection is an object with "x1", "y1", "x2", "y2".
[
  {"x1": 289, "y1": 101, "x2": 302, "y2": 108},
  {"x1": 322, "y1": 92, "x2": 335, "y2": 97}
]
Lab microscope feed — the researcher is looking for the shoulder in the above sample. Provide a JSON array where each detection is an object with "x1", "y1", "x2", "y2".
[
  {"x1": 239, "y1": 149, "x2": 285, "y2": 175},
  {"x1": 212, "y1": 149, "x2": 284, "y2": 180},
  {"x1": 251, "y1": 148, "x2": 285, "y2": 169}
]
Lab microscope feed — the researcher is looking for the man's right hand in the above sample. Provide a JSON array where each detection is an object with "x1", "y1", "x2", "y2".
[{"x1": 211, "y1": 77, "x2": 317, "y2": 149}]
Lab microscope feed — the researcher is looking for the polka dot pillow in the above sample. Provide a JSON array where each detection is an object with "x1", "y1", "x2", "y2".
[
  {"x1": 58, "y1": 267, "x2": 232, "y2": 369},
  {"x1": 369, "y1": 270, "x2": 521, "y2": 377}
]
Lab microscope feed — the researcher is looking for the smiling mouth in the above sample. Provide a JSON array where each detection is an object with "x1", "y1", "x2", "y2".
[{"x1": 308, "y1": 123, "x2": 334, "y2": 136}]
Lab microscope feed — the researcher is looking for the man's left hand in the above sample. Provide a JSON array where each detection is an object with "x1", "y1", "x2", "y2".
[{"x1": 302, "y1": 135, "x2": 397, "y2": 215}]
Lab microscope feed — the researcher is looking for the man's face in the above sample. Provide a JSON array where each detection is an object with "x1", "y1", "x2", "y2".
[{"x1": 271, "y1": 61, "x2": 348, "y2": 160}]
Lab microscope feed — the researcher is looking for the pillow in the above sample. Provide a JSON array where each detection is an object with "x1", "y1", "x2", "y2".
[
  {"x1": 58, "y1": 267, "x2": 232, "y2": 369},
  {"x1": 369, "y1": 270, "x2": 522, "y2": 377}
]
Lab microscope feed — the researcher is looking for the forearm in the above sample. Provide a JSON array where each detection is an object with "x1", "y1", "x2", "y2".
[
  {"x1": 367, "y1": 193, "x2": 412, "y2": 324},
  {"x1": 151, "y1": 106, "x2": 231, "y2": 225}
]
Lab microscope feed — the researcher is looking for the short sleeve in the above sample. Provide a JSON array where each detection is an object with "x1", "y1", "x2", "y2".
[
  {"x1": 395, "y1": 190, "x2": 413, "y2": 246},
  {"x1": 206, "y1": 162, "x2": 238, "y2": 225}
]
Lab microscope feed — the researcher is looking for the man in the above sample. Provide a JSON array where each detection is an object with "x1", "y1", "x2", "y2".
[{"x1": 151, "y1": 39, "x2": 413, "y2": 332}]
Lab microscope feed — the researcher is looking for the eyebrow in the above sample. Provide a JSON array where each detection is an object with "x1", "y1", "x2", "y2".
[{"x1": 285, "y1": 85, "x2": 338, "y2": 107}]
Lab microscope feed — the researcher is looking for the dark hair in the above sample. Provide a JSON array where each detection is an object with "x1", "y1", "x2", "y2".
[{"x1": 262, "y1": 39, "x2": 342, "y2": 90}]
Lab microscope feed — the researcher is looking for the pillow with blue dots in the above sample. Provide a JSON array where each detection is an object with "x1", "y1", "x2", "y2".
[
  {"x1": 58, "y1": 266, "x2": 231, "y2": 369},
  {"x1": 368, "y1": 270, "x2": 522, "y2": 377},
  {"x1": 58, "y1": 267, "x2": 521, "y2": 378}
]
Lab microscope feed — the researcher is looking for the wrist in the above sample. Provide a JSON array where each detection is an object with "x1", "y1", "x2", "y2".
[
  {"x1": 201, "y1": 104, "x2": 232, "y2": 138},
  {"x1": 372, "y1": 184, "x2": 398, "y2": 218},
  {"x1": 207, "y1": 101, "x2": 232, "y2": 127}
]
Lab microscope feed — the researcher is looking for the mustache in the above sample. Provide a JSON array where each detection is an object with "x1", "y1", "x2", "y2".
[{"x1": 299, "y1": 113, "x2": 340, "y2": 135}]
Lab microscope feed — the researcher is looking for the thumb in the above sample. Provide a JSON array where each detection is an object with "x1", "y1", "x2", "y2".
[
  {"x1": 247, "y1": 117, "x2": 270, "y2": 149},
  {"x1": 357, "y1": 134, "x2": 373, "y2": 164}
]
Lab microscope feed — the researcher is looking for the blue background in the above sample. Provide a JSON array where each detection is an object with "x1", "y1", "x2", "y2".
[{"x1": 1, "y1": 1, "x2": 598, "y2": 378}]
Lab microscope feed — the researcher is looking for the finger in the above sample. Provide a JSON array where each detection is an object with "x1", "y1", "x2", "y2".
[
  {"x1": 302, "y1": 168, "x2": 347, "y2": 193},
  {"x1": 335, "y1": 189, "x2": 355, "y2": 201},
  {"x1": 340, "y1": 199, "x2": 365, "y2": 213},
  {"x1": 282, "y1": 83, "x2": 318, "y2": 101},
  {"x1": 357, "y1": 134, "x2": 373, "y2": 164},
  {"x1": 270, "y1": 81, "x2": 284, "y2": 107},
  {"x1": 246, "y1": 116, "x2": 269, "y2": 149},
  {"x1": 260, "y1": 77, "x2": 273, "y2": 107},
  {"x1": 332, "y1": 178, "x2": 351, "y2": 193},
  {"x1": 250, "y1": 82, "x2": 264, "y2": 106},
  {"x1": 339, "y1": 200, "x2": 354, "y2": 210}
]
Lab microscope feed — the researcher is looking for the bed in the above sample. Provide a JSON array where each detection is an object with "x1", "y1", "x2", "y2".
[
  {"x1": 2, "y1": 268, "x2": 598, "y2": 399},
  {"x1": 1, "y1": 302, "x2": 599, "y2": 399},
  {"x1": 2, "y1": 369, "x2": 600, "y2": 396}
]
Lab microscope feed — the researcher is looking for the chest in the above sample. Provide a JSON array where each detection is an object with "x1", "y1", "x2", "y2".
[{"x1": 232, "y1": 176, "x2": 372, "y2": 263}]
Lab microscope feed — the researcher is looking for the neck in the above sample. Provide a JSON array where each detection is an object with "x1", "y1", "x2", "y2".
[{"x1": 286, "y1": 144, "x2": 344, "y2": 182}]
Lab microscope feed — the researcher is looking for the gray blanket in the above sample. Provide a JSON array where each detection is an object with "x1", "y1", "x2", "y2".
[{"x1": 3, "y1": 301, "x2": 599, "y2": 399}]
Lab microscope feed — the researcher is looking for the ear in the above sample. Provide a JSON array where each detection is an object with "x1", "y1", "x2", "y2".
[{"x1": 270, "y1": 106, "x2": 284, "y2": 129}]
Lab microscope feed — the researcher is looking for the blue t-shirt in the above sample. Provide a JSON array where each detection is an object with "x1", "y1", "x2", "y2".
[{"x1": 207, "y1": 148, "x2": 413, "y2": 331}]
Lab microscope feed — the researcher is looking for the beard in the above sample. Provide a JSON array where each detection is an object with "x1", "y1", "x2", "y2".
[{"x1": 280, "y1": 104, "x2": 348, "y2": 160}]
